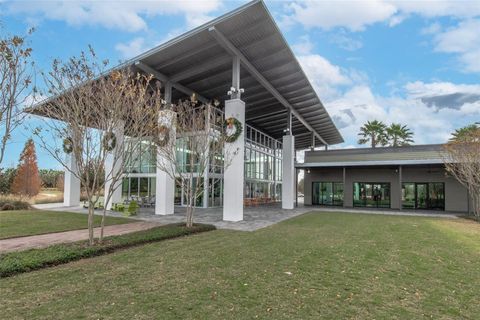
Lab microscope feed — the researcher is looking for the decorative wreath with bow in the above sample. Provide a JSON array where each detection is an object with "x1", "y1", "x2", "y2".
[
  {"x1": 103, "y1": 131, "x2": 117, "y2": 152},
  {"x1": 63, "y1": 137, "x2": 74, "y2": 154},
  {"x1": 156, "y1": 125, "x2": 170, "y2": 147},
  {"x1": 224, "y1": 117, "x2": 243, "y2": 143}
]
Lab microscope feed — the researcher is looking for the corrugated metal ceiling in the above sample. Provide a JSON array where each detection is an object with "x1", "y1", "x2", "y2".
[{"x1": 128, "y1": 0, "x2": 343, "y2": 149}]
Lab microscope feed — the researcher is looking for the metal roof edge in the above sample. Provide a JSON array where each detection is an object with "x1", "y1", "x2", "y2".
[
  {"x1": 257, "y1": 0, "x2": 344, "y2": 145},
  {"x1": 295, "y1": 159, "x2": 445, "y2": 168}
]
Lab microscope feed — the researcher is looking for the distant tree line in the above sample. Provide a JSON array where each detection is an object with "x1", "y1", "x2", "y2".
[{"x1": 358, "y1": 120, "x2": 414, "y2": 148}]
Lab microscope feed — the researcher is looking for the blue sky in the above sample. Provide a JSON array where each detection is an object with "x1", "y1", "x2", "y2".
[{"x1": 1, "y1": 0, "x2": 479, "y2": 169}]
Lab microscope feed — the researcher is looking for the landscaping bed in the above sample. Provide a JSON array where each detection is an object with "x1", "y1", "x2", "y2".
[{"x1": 0, "y1": 223, "x2": 215, "y2": 277}]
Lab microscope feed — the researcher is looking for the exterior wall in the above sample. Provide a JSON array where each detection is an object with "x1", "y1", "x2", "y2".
[
  {"x1": 304, "y1": 165, "x2": 469, "y2": 213},
  {"x1": 345, "y1": 167, "x2": 400, "y2": 209},
  {"x1": 304, "y1": 168, "x2": 343, "y2": 206},
  {"x1": 402, "y1": 167, "x2": 468, "y2": 212}
]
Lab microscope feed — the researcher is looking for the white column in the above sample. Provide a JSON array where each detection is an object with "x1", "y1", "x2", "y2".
[
  {"x1": 64, "y1": 153, "x2": 81, "y2": 207},
  {"x1": 155, "y1": 110, "x2": 176, "y2": 215},
  {"x1": 282, "y1": 134, "x2": 295, "y2": 209},
  {"x1": 223, "y1": 99, "x2": 245, "y2": 221},
  {"x1": 104, "y1": 122, "x2": 125, "y2": 210}
]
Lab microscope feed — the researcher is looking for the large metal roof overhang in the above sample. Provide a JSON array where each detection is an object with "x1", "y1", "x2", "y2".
[{"x1": 124, "y1": 0, "x2": 343, "y2": 149}]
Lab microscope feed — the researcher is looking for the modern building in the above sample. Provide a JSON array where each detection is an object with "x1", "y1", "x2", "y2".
[
  {"x1": 299, "y1": 144, "x2": 471, "y2": 213},
  {"x1": 57, "y1": 0, "x2": 343, "y2": 221},
  {"x1": 41, "y1": 0, "x2": 469, "y2": 220}
]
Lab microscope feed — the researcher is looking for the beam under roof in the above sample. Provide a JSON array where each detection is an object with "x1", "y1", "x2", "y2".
[
  {"x1": 135, "y1": 61, "x2": 209, "y2": 104},
  {"x1": 208, "y1": 26, "x2": 327, "y2": 146}
]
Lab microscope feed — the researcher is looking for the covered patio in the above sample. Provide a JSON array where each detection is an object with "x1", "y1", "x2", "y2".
[{"x1": 35, "y1": 0, "x2": 342, "y2": 223}]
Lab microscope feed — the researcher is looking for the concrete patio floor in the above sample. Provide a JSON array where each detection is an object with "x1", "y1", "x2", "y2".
[{"x1": 33, "y1": 202, "x2": 460, "y2": 232}]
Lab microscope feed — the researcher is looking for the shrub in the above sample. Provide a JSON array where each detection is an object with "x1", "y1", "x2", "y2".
[
  {"x1": 0, "y1": 195, "x2": 31, "y2": 211},
  {"x1": 1, "y1": 203, "x2": 15, "y2": 211},
  {"x1": 125, "y1": 201, "x2": 139, "y2": 216},
  {"x1": 112, "y1": 203, "x2": 125, "y2": 212},
  {"x1": 0, "y1": 223, "x2": 216, "y2": 277}
]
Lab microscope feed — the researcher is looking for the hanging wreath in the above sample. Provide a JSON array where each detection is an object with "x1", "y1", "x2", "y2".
[
  {"x1": 156, "y1": 125, "x2": 170, "y2": 147},
  {"x1": 224, "y1": 117, "x2": 243, "y2": 143},
  {"x1": 63, "y1": 137, "x2": 74, "y2": 154},
  {"x1": 103, "y1": 131, "x2": 117, "y2": 152}
]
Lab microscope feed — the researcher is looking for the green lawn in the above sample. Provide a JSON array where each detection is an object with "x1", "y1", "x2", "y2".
[
  {"x1": 0, "y1": 210, "x2": 135, "y2": 239},
  {"x1": 1, "y1": 212, "x2": 479, "y2": 319}
]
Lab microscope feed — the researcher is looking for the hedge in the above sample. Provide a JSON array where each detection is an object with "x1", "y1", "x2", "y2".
[{"x1": 0, "y1": 223, "x2": 215, "y2": 277}]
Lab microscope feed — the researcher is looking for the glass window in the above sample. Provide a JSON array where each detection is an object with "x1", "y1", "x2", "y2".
[
  {"x1": 402, "y1": 182, "x2": 445, "y2": 210},
  {"x1": 139, "y1": 177, "x2": 148, "y2": 197},
  {"x1": 130, "y1": 177, "x2": 139, "y2": 199},
  {"x1": 333, "y1": 183, "x2": 344, "y2": 206},
  {"x1": 122, "y1": 178, "x2": 129, "y2": 200},
  {"x1": 312, "y1": 182, "x2": 343, "y2": 206},
  {"x1": 353, "y1": 182, "x2": 390, "y2": 208},
  {"x1": 402, "y1": 183, "x2": 415, "y2": 209},
  {"x1": 149, "y1": 178, "x2": 156, "y2": 198}
]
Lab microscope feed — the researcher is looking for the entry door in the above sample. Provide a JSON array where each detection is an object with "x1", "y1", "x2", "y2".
[{"x1": 416, "y1": 183, "x2": 428, "y2": 209}]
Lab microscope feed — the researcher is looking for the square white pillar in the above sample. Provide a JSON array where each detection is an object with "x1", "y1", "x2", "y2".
[
  {"x1": 104, "y1": 123, "x2": 124, "y2": 210},
  {"x1": 64, "y1": 154, "x2": 81, "y2": 207},
  {"x1": 223, "y1": 99, "x2": 245, "y2": 222},
  {"x1": 155, "y1": 110, "x2": 176, "y2": 215},
  {"x1": 282, "y1": 134, "x2": 295, "y2": 209},
  {"x1": 155, "y1": 170, "x2": 175, "y2": 215}
]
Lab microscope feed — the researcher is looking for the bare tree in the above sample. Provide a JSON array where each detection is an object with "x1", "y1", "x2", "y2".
[
  {"x1": 153, "y1": 99, "x2": 237, "y2": 227},
  {"x1": 443, "y1": 127, "x2": 480, "y2": 220},
  {"x1": 32, "y1": 48, "x2": 160, "y2": 245},
  {"x1": 0, "y1": 27, "x2": 35, "y2": 166}
]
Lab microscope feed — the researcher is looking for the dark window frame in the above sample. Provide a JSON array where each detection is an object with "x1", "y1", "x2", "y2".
[
  {"x1": 353, "y1": 182, "x2": 391, "y2": 208},
  {"x1": 402, "y1": 182, "x2": 445, "y2": 210},
  {"x1": 312, "y1": 181, "x2": 344, "y2": 206}
]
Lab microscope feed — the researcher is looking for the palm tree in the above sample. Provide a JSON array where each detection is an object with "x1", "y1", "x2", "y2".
[
  {"x1": 386, "y1": 123, "x2": 414, "y2": 147},
  {"x1": 449, "y1": 123, "x2": 480, "y2": 142},
  {"x1": 357, "y1": 120, "x2": 387, "y2": 148}
]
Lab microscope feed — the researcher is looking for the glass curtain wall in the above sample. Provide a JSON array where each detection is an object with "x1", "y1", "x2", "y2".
[
  {"x1": 402, "y1": 182, "x2": 445, "y2": 210},
  {"x1": 244, "y1": 124, "x2": 282, "y2": 204},
  {"x1": 353, "y1": 182, "x2": 391, "y2": 208},
  {"x1": 120, "y1": 106, "x2": 282, "y2": 208}
]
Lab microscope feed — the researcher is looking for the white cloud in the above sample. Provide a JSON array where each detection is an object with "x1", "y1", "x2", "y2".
[
  {"x1": 284, "y1": 0, "x2": 480, "y2": 32},
  {"x1": 285, "y1": 0, "x2": 397, "y2": 31},
  {"x1": 420, "y1": 22, "x2": 442, "y2": 35},
  {"x1": 329, "y1": 31, "x2": 363, "y2": 51},
  {"x1": 115, "y1": 37, "x2": 150, "y2": 59},
  {"x1": 327, "y1": 81, "x2": 480, "y2": 147},
  {"x1": 292, "y1": 35, "x2": 314, "y2": 55},
  {"x1": 6, "y1": 0, "x2": 223, "y2": 32},
  {"x1": 405, "y1": 80, "x2": 480, "y2": 98},
  {"x1": 392, "y1": 0, "x2": 480, "y2": 19},
  {"x1": 297, "y1": 54, "x2": 352, "y2": 100},
  {"x1": 432, "y1": 19, "x2": 480, "y2": 73}
]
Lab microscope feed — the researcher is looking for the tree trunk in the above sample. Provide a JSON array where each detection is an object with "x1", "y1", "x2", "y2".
[
  {"x1": 100, "y1": 207, "x2": 107, "y2": 243},
  {"x1": 474, "y1": 192, "x2": 480, "y2": 222},
  {"x1": 88, "y1": 201, "x2": 95, "y2": 246}
]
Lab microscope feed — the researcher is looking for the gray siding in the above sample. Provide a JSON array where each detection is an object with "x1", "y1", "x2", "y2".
[{"x1": 304, "y1": 165, "x2": 469, "y2": 213}]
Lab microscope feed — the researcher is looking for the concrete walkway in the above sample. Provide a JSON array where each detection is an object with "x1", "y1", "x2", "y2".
[{"x1": 0, "y1": 222, "x2": 161, "y2": 253}]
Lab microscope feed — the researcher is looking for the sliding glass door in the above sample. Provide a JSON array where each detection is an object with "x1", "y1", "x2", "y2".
[
  {"x1": 402, "y1": 182, "x2": 445, "y2": 210},
  {"x1": 312, "y1": 182, "x2": 344, "y2": 206},
  {"x1": 353, "y1": 182, "x2": 391, "y2": 208}
]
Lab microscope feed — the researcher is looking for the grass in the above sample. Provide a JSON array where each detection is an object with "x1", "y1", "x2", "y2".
[
  {"x1": 33, "y1": 189, "x2": 63, "y2": 204},
  {"x1": 0, "y1": 223, "x2": 216, "y2": 277},
  {"x1": 1, "y1": 212, "x2": 479, "y2": 319},
  {"x1": 0, "y1": 210, "x2": 134, "y2": 239}
]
